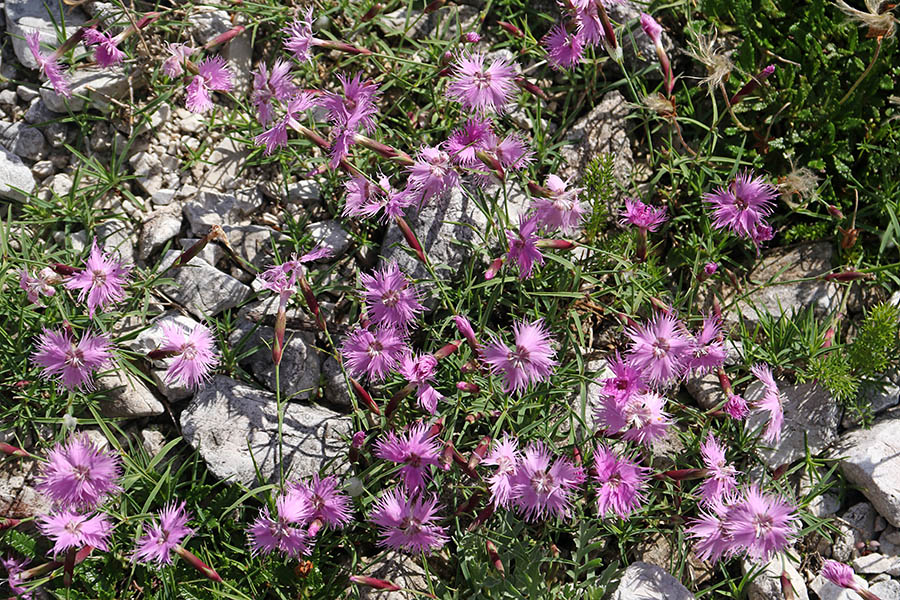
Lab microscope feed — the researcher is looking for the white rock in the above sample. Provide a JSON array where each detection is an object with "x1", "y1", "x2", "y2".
[
  {"x1": 286, "y1": 180, "x2": 321, "y2": 205},
  {"x1": 230, "y1": 322, "x2": 322, "y2": 401},
  {"x1": 183, "y1": 189, "x2": 261, "y2": 233},
  {"x1": 852, "y1": 553, "x2": 900, "y2": 576},
  {"x1": 870, "y1": 579, "x2": 900, "y2": 600},
  {"x1": 0, "y1": 120, "x2": 46, "y2": 160},
  {"x1": 158, "y1": 250, "x2": 251, "y2": 318},
  {"x1": 96, "y1": 371, "x2": 165, "y2": 418},
  {"x1": 0, "y1": 144, "x2": 35, "y2": 200},
  {"x1": 307, "y1": 220, "x2": 350, "y2": 257},
  {"x1": 743, "y1": 554, "x2": 808, "y2": 600},
  {"x1": 834, "y1": 502, "x2": 877, "y2": 562},
  {"x1": 40, "y1": 67, "x2": 130, "y2": 113},
  {"x1": 6, "y1": 0, "x2": 87, "y2": 70},
  {"x1": 612, "y1": 562, "x2": 694, "y2": 600},
  {"x1": 96, "y1": 218, "x2": 136, "y2": 265},
  {"x1": 355, "y1": 552, "x2": 428, "y2": 600},
  {"x1": 139, "y1": 206, "x2": 182, "y2": 261}
]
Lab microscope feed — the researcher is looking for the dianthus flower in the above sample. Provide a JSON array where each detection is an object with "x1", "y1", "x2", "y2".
[
  {"x1": 510, "y1": 442, "x2": 585, "y2": 521},
  {"x1": 248, "y1": 492, "x2": 313, "y2": 557},
  {"x1": 482, "y1": 318, "x2": 557, "y2": 394},
  {"x1": 544, "y1": 24, "x2": 585, "y2": 70},
  {"x1": 162, "y1": 43, "x2": 196, "y2": 77},
  {"x1": 687, "y1": 315, "x2": 727, "y2": 375},
  {"x1": 506, "y1": 215, "x2": 544, "y2": 280},
  {"x1": 727, "y1": 485, "x2": 799, "y2": 562},
  {"x1": 82, "y1": 28, "x2": 125, "y2": 67},
  {"x1": 25, "y1": 31, "x2": 70, "y2": 98},
  {"x1": 369, "y1": 488, "x2": 447, "y2": 554},
  {"x1": 32, "y1": 328, "x2": 111, "y2": 391},
  {"x1": 158, "y1": 322, "x2": 219, "y2": 389},
  {"x1": 532, "y1": 175, "x2": 586, "y2": 234},
  {"x1": 407, "y1": 146, "x2": 459, "y2": 204},
  {"x1": 375, "y1": 422, "x2": 442, "y2": 492},
  {"x1": 342, "y1": 173, "x2": 413, "y2": 222},
  {"x1": 625, "y1": 312, "x2": 692, "y2": 386},
  {"x1": 703, "y1": 170, "x2": 778, "y2": 250},
  {"x1": 597, "y1": 353, "x2": 647, "y2": 405},
  {"x1": 593, "y1": 445, "x2": 649, "y2": 519},
  {"x1": 619, "y1": 197, "x2": 668, "y2": 232},
  {"x1": 482, "y1": 435, "x2": 520, "y2": 508},
  {"x1": 575, "y1": 2, "x2": 604, "y2": 45},
  {"x1": 446, "y1": 51, "x2": 518, "y2": 114},
  {"x1": 19, "y1": 267, "x2": 59, "y2": 307},
  {"x1": 600, "y1": 390, "x2": 671, "y2": 445},
  {"x1": 821, "y1": 560, "x2": 858, "y2": 590},
  {"x1": 36, "y1": 433, "x2": 121, "y2": 511},
  {"x1": 341, "y1": 327, "x2": 406, "y2": 382},
  {"x1": 38, "y1": 510, "x2": 113, "y2": 555},
  {"x1": 398, "y1": 353, "x2": 443, "y2": 414},
  {"x1": 321, "y1": 73, "x2": 380, "y2": 167},
  {"x1": 488, "y1": 131, "x2": 533, "y2": 172},
  {"x1": 360, "y1": 263, "x2": 424, "y2": 330},
  {"x1": 185, "y1": 56, "x2": 233, "y2": 114},
  {"x1": 444, "y1": 118, "x2": 494, "y2": 166},
  {"x1": 2, "y1": 556, "x2": 30, "y2": 599},
  {"x1": 251, "y1": 59, "x2": 297, "y2": 125},
  {"x1": 724, "y1": 393, "x2": 749, "y2": 420},
  {"x1": 133, "y1": 501, "x2": 194, "y2": 565},
  {"x1": 283, "y1": 7, "x2": 316, "y2": 61},
  {"x1": 289, "y1": 475, "x2": 353, "y2": 535},
  {"x1": 750, "y1": 363, "x2": 784, "y2": 443},
  {"x1": 255, "y1": 91, "x2": 318, "y2": 155},
  {"x1": 687, "y1": 501, "x2": 735, "y2": 563},
  {"x1": 65, "y1": 239, "x2": 131, "y2": 318},
  {"x1": 698, "y1": 433, "x2": 738, "y2": 505}
]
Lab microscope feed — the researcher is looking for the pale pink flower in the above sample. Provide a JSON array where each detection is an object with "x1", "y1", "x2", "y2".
[
  {"x1": 251, "y1": 59, "x2": 297, "y2": 125},
  {"x1": 25, "y1": 31, "x2": 70, "y2": 98},
  {"x1": 32, "y1": 328, "x2": 111, "y2": 391},
  {"x1": 506, "y1": 214, "x2": 544, "y2": 280},
  {"x1": 185, "y1": 56, "x2": 233, "y2": 113},
  {"x1": 544, "y1": 24, "x2": 585, "y2": 70},
  {"x1": 443, "y1": 118, "x2": 494, "y2": 166},
  {"x1": 531, "y1": 174, "x2": 586, "y2": 234},
  {"x1": 698, "y1": 433, "x2": 738, "y2": 505},
  {"x1": 82, "y1": 28, "x2": 125, "y2": 67},
  {"x1": 407, "y1": 146, "x2": 458, "y2": 203},
  {"x1": 360, "y1": 263, "x2": 424, "y2": 330},
  {"x1": 510, "y1": 442, "x2": 584, "y2": 521},
  {"x1": 321, "y1": 73, "x2": 380, "y2": 167},
  {"x1": 369, "y1": 488, "x2": 447, "y2": 554},
  {"x1": 398, "y1": 353, "x2": 443, "y2": 414},
  {"x1": 727, "y1": 486, "x2": 799, "y2": 562},
  {"x1": 163, "y1": 43, "x2": 195, "y2": 77},
  {"x1": 341, "y1": 327, "x2": 407, "y2": 382},
  {"x1": 593, "y1": 445, "x2": 649, "y2": 519},
  {"x1": 482, "y1": 318, "x2": 557, "y2": 394},
  {"x1": 446, "y1": 51, "x2": 518, "y2": 114},
  {"x1": 625, "y1": 312, "x2": 692, "y2": 386},
  {"x1": 36, "y1": 433, "x2": 121, "y2": 511},
  {"x1": 38, "y1": 510, "x2": 113, "y2": 555},
  {"x1": 19, "y1": 267, "x2": 59, "y2": 307},
  {"x1": 482, "y1": 435, "x2": 520, "y2": 508},
  {"x1": 619, "y1": 197, "x2": 667, "y2": 232},
  {"x1": 158, "y1": 322, "x2": 219, "y2": 389},
  {"x1": 133, "y1": 501, "x2": 194, "y2": 565},
  {"x1": 65, "y1": 239, "x2": 132, "y2": 318},
  {"x1": 750, "y1": 364, "x2": 784, "y2": 443}
]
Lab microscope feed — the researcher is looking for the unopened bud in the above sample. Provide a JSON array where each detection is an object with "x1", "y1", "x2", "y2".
[
  {"x1": 486, "y1": 540, "x2": 505, "y2": 575},
  {"x1": 349, "y1": 575, "x2": 401, "y2": 592},
  {"x1": 456, "y1": 381, "x2": 480, "y2": 394},
  {"x1": 484, "y1": 257, "x2": 504, "y2": 280},
  {"x1": 498, "y1": 21, "x2": 524, "y2": 38},
  {"x1": 174, "y1": 546, "x2": 222, "y2": 582},
  {"x1": 730, "y1": 64, "x2": 776, "y2": 106}
]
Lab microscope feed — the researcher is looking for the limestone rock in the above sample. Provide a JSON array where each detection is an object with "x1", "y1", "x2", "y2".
[
  {"x1": 0, "y1": 120, "x2": 46, "y2": 160},
  {"x1": 307, "y1": 220, "x2": 351, "y2": 258},
  {"x1": 158, "y1": 250, "x2": 251, "y2": 318},
  {"x1": 139, "y1": 206, "x2": 183, "y2": 261},
  {"x1": 286, "y1": 180, "x2": 321, "y2": 205},
  {"x1": 96, "y1": 371, "x2": 165, "y2": 419},
  {"x1": 834, "y1": 502, "x2": 878, "y2": 562},
  {"x1": 40, "y1": 67, "x2": 130, "y2": 113},
  {"x1": 180, "y1": 375, "x2": 351, "y2": 485},
  {"x1": 0, "y1": 459, "x2": 50, "y2": 519},
  {"x1": 355, "y1": 552, "x2": 428, "y2": 600},
  {"x1": 6, "y1": 0, "x2": 87, "y2": 70},
  {"x1": 612, "y1": 562, "x2": 694, "y2": 600},
  {"x1": 743, "y1": 554, "x2": 808, "y2": 600},
  {"x1": 230, "y1": 322, "x2": 322, "y2": 401},
  {"x1": 852, "y1": 553, "x2": 900, "y2": 576},
  {"x1": 0, "y1": 144, "x2": 35, "y2": 201},
  {"x1": 183, "y1": 189, "x2": 261, "y2": 233},
  {"x1": 322, "y1": 356, "x2": 352, "y2": 409}
]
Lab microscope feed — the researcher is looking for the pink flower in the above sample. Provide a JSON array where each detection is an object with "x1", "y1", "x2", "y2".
[
  {"x1": 482, "y1": 318, "x2": 557, "y2": 394},
  {"x1": 407, "y1": 146, "x2": 459, "y2": 203},
  {"x1": 703, "y1": 170, "x2": 778, "y2": 250},
  {"x1": 446, "y1": 51, "x2": 518, "y2": 114},
  {"x1": 724, "y1": 394, "x2": 749, "y2": 420},
  {"x1": 158, "y1": 322, "x2": 219, "y2": 389},
  {"x1": 341, "y1": 327, "x2": 406, "y2": 382},
  {"x1": 444, "y1": 118, "x2": 494, "y2": 166},
  {"x1": 398, "y1": 353, "x2": 443, "y2": 414},
  {"x1": 593, "y1": 445, "x2": 649, "y2": 519},
  {"x1": 343, "y1": 174, "x2": 414, "y2": 222},
  {"x1": 255, "y1": 91, "x2": 318, "y2": 154},
  {"x1": 544, "y1": 24, "x2": 585, "y2": 70},
  {"x1": 369, "y1": 488, "x2": 447, "y2": 554},
  {"x1": 687, "y1": 502, "x2": 734, "y2": 562},
  {"x1": 727, "y1": 485, "x2": 798, "y2": 562},
  {"x1": 37, "y1": 510, "x2": 113, "y2": 555},
  {"x1": 360, "y1": 263, "x2": 424, "y2": 330},
  {"x1": 531, "y1": 175, "x2": 586, "y2": 234},
  {"x1": 575, "y1": 2, "x2": 603, "y2": 45},
  {"x1": 482, "y1": 435, "x2": 520, "y2": 508},
  {"x1": 639, "y1": 13, "x2": 663, "y2": 45},
  {"x1": 698, "y1": 433, "x2": 738, "y2": 505},
  {"x1": 133, "y1": 501, "x2": 194, "y2": 565},
  {"x1": 289, "y1": 475, "x2": 353, "y2": 533},
  {"x1": 32, "y1": 328, "x2": 111, "y2": 391},
  {"x1": 19, "y1": 267, "x2": 59, "y2": 306},
  {"x1": 625, "y1": 312, "x2": 692, "y2": 386},
  {"x1": 82, "y1": 28, "x2": 124, "y2": 68},
  {"x1": 251, "y1": 59, "x2": 297, "y2": 125},
  {"x1": 375, "y1": 422, "x2": 442, "y2": 492},
  {"x1": 490, "y1": 131, "x2": 533, "y2": 172},
  {"x1": 704, "y1": 262, "x2": 719, "y2": 275},
  {"x1": 750, "y1": 364, "x2": 784, "y2": 443},
  {"x1": 453, "y1": 314, "x2": 479, "y2": 348},
  {"x1": 65, "y1": 239, "x2": 132, "y2": 318},
  {"x1": 162, "y1": 43, "x2": 195, "y2": 77},
  {"x1": 510, "y1": 442, "x2": 585, "y2": 521},
  {"x1": 821, "y1": 560, "x2": 857, "y2": 589},
  {"x1": 506, "y1": 215, "x2": 544, "y2": 280},
  {"x1": 619, "y1": 197, "x2": 668, "y2": 232},
  {"x1": 283, "y1": 7, "x2": 315, "y2": 62},
  {"x1": 185, "y1": 56, "x2": 233, "y2": 113},
  {"x1": 597, "y1": 353, "x2": 647, "y2": 405},
  {"x1": 687, "y1": 315, "x2": 727, "y2": 375},
  {"x1": 2, "y1": 556, "x2": 30, "y2": 599},
  {"x1": 25, "y1": 30, "x2": 70, "y2": 98},
  {"x1": 600, "y1": 390, "x2": 671, "y2": 445},
  {"x1": 248, "y1": 497, "x2": 311, "y2": 558},
  {"x1": 321, "y1": 73, "x2": 380, "y2": 167},
  {"x1": 36, "y1": 433, "x2": 121, "y2": 511}
]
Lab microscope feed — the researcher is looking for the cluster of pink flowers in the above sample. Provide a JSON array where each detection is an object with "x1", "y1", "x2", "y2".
[{"x1": 543, "y1": 0, "x2": 624, "y2": 69}]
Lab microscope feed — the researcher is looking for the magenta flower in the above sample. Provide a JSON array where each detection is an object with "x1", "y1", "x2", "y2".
[
  {"x1": 698, "y1": 433, "x2": 738, "y2": 505},
  {"x1": 341, "y1": 327, "x2": 406, "y2": 382},
  {"x1": 597, "y1": 353, "x2": 647, "y2": 405},
  {"x1": 360, "y1": 263, "x2": 424, "y2": 330},
  {"x1": 619, "y1": 197, "x2": 668, "y2": 232},
  {"x1": 750, "y1": 363, "x2": 784, "y2": 443},
  {"x1": 185, "y1": 56, "x2": 233, "y2": 113},
  {"x1": 490, "y1": 131, "x2": 534, "y2": 172},
  {"x1": 482, "y1": 318, "x2": 557, "y2": 394},
  {"x1": 248, "y1": 503, "x2": 311, "y2": 558},
  {"x1": 2, "y1": 556, "x2": 30, "y2": 599},
  {"x1": 162, "y1": 43, "x2": 196, "y2": 77},
  {"x1": 289, "y1": 475, "x2": 353, "y2": 534},
  {"x1": 369, "y1": 487, "x2": 447, "y2": 554},
  {"x1": 158, "y1": 322, "x2": 219, "y2": 389},
  {"x1": 727, "y1": 485, "x2": 798, "y2": 562},
  {"x1": 251, "y1": 59, "x2": 297, "y2": 125},
  {"x1": 510, "y1": 442, "x2": 585, "y2": 521},
  {"x1": 82, "y1": 28, "x2": 125, "y2": 67},
  {"x1": 36, "y1": 433, "x2": 121, "y2": 511},
  {"x1": 37, "y1": 510, "x2": 113, "y2": 555},
  {"x1": 19, "y1": 267, "x2": 59, "y2": 307},
  {"x1": 593, "y1": 445, "x2": 649, "y2": 519},
  {"x1": 724, "y1": 394, "x2": 749, "y2": 420},
  {"x1": 687, "y1": 502, "x2": 734, "y2": 563},
  {"x1": 625, "y1": 312, "x2": 692, "y2": 386},
  {"x1": 283, "y1": 7, "x2": 315, "y2": 62},
  {"x1": 532, "y1": 175, "x2": 586, "y2": 234},
  {"x1": 544, "y1": 24, "x2": 585, "y2": 70},
  {"x1": 321, "y1": 73, "x2": 380, "y2": 167},
  {"x1": 255, "y1": 91, "x2": 318, "y2": 155},
  {"x1": 446, "y1": 51, "x2": 518, "y2": 114},
  {"x1": 482, "y1": 435, "x2": 520, "y2": 508},
  {"x1": 821, "y1": 560, "x2": 858, "y2": 589},
  {"x1": 444, "y1": 118, "x2": 494, "y2": 166},
  {"x1": 600, "y1": 390, "x2": 671, "y2": 445},
  {"x1": 407, "y1": 146, "x2": 459, "y2": 203},
  {"x1": 687, "y1": 315, "x2": 727, "y2": 375},
  {"x1": 575, "y1": 2, "x2": 603, "y2": 45},
  {"x1": 375, "y1": 422, "x2": 442, "y2": 492},
  {"x1": 703, "y1": 170, "x2": 778, "y2": 250},
  {"x1": 32, "y1": 328, "x2": 111, "y2": 391},
  {"x1": 398, "y1": 353, "x2": 444, "y2": 414},
  {"x1": 506, "y1": 215, "x2": 545, "y2": 280},
  {"x1": 704, "y1": 262, "x2": 719, "y2": 275},
  {"x1": 25, "y1": 30, "x2": 70, "y2": 98},
  {"x1": 639, "y1": 13, "x2": 663, "y2": 44},
  {"x1": 65, "y1": 239, "x2": 131, "y2": 318},
  {"x1": 133, "y1": 501, "x2": 195, "y2": 565},
  {"x1": 454, "y1": 314, "x2": 479, "y2": 349}
]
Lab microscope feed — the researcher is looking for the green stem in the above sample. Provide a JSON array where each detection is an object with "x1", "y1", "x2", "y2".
[{"x1": 839, "y1": 37, "x2": 882, "y2": 105}]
